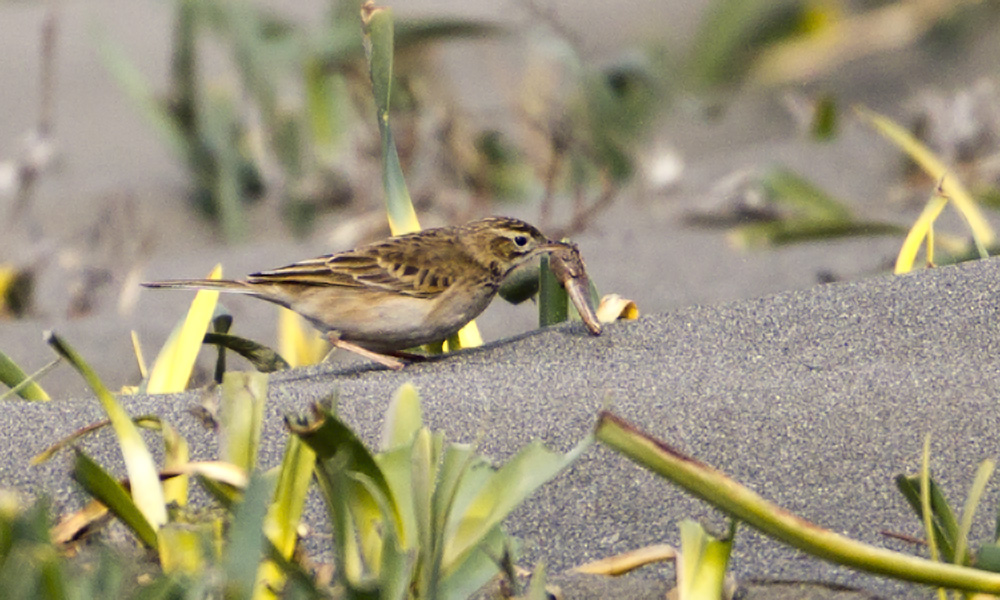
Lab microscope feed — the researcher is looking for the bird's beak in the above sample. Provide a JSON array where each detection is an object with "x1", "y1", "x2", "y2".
[{"x1": 540, "y1": 241, "x2": 602, "y2": 336}]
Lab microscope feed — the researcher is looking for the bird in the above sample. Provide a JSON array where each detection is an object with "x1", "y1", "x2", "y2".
[{"x1": 142, "y1": 217, "x2": 570, "y2": 370}]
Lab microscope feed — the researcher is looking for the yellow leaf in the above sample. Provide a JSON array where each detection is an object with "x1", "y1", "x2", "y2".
[
  {"x1": 447, "y1": 322, "x2": 483, "y2": 350},
  {"x1": 147, "y1": 264, "x2": 222, "y2": 393},
  {"x1": 895, "y1": 191, "x2": 948, "y2": 274},
  {"x1": 597, "y1": 294, "x2": 639, "y2": 323},
  {"x1": 277, "y1": 308, "x2": 329, "y2": 367},
  {"x1": 0, "y1": 263, "x2": 15, "y2": 306},
  {"x1": 574, "y1": 543, "x2": 677, "y2": 576},
  {"x1": 131, "y1": 330, "x2": 148, "y2": 380},
  {"x1": 857, "y1": 106, "x2": 995, "y2": 250}
]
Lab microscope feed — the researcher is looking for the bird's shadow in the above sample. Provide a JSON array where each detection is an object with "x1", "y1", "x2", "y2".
[{"x1": 271, "y1": 321, "x2": 600, "y2": 382}]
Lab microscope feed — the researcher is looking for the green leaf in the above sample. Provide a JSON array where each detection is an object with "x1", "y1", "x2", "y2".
[
  {"x1": 375, "y1": 444, "x2": 419, "y2": 554},
  {"x1": 522, "y1": 560, "x2": 549, "y2": 600},
  {"x1": 159, "y1": 419, "x2": 191, "y2": 508},
  {"x1": 181, "y1": 461, "x2": 250, "y2": 491},
  {"x1": 158, "y1": 521, "x2": 218, "y2": 575},
  {"x1": 381, "y1": 383, "x2": 423, "y2": 450},
  {"x1": 678, "y1": 519, "x2": 733, "y2": 600},
  {"x1": 761, "y1": 168, "x2": 853, "y2": 222},
  {"x1": 538, "y1": 255, "x2": 568, "y2": 327},
  {"x1": 289, "y1": 404, "x2": 399, "y2": 527},
  {"x1": 203, "y1": 332, "x2": 291, "y2": 373},
  {"x1": 393, "y1": 19, "x2": 504, "y2": 48},
  {"x1": 811, "y1": 94, "x2": 838, "y2": 141},
  {"x1": 362, "y1": 3, "x2": 419, "y2": 236},
  {"x1": 94, "y1": 27, "x2": 190, "y2": 159},
  {"x1": 219, "y1": 371, "x2": 268, "y2": 473},
  {"x1": 202, "y1": 91, "x2": 249, "y2": 242},
  {"x1": 47, "y1": 331, "x2": 167, "y2": 530},
  {"x1": 733, "y1": 220, "x2": 904, "y2": 247},
  {"x1": 437, "y1": 525, "x2": 506, "y2": 600},
  {"x1": 72, "y1": 450, "x2": 157, "y2": 549},
  {"x1": 305, "y1": 59, "x2": 350, "y2": 163},
  {"x1": 411, "y1": 428, "x2": 438, "y2": 596},
  {"x1": 147, "y1": 264, "x2": 223, "y2": 393},
  {"x1": 686, "y1": 0, "x2": 803, "y2": 88},
  {"x1": 895, "y1": 474, "x2": 958, "y2": 563},
  {"x1": 954, "y1": 459, "x2": 995, "y2": 566},
  {"x1": 442, "y1": 437, "x2": 590, "y2": 571},
  {"x1": 224, "y1": 474, "x2": 275, "y2": 599},
  {"x1": 595, "y1": 411, "x2": 1000, "y2": 593},
  {"x1": 288, "y1": 402, "x2": 405, "y2": 575},
  {"x1": 0, "y1": 350, "x2": 51, "y2": 401},
  {"x1": 256, "y1": 434, "x2": 316, "y2": 595},
  {"x1": 498, "y1": 265, "x2": 540, "y2": 305},
  {"x1": 978, "y1": 544, "x2": 1000, "y2": 573}
]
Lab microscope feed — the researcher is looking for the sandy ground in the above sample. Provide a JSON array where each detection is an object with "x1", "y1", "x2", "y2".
[
  {"x1": 4, "y1": 0, "x2": 1000, "y2": 597},
  {"x1": 6, "y1": 258, "x2": 1000, "y2": 598}
]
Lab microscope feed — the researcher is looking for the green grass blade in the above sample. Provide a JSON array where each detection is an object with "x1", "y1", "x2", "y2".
[
  {"x1": 732, "y1": 220, "x2": 905, "y2": 248},
  {"x1": 595, "y1": 411, "x2": 1000, "y2": 593},
  {"x1": 160, "y1": 419, "x2": 191, "y2": 508},
  {"x1": 224, "y1": 473, "x2": 274, "y2": 598},
  {"x1": 361, "y1": 2, "x2": 483, "y2": 350},
  {"x1": 538, "y1": 255, "x2": 568, "y2": 327},
  {"x1": 0, "y1": 350, "x2": 51, "y2": 401},
  {"x1": 93, "y1": 26, "x2": 189, "y2": 160},
  {"x1": 442, "y1": 437, "x2": 590, "y2": 570},
  {"x1": 895, "y1": 474, "x2": 957, "y2": 562},
  {"x1": 32, "y1": 414, "x2": 160, "y2": 466},
  {"x1": 678, "y1": 519, "x2": 733, "y2": 600},
  {"x1": 72, "y1": 450, "x2": 157, "y2": 548},
  {"x1": 894, "y1": 190, "x2": 949, "y2": 273},
  {"x1": 288, "y1": 401, "x2": 405, "y2": 551},
  {"x1": 979, "y1": 544, "x2": 1000, "y2": 573},
  {"x1": 158, "y1": 521, "x2": 217, "y2": 575},
  {"x1": 362, "y1": 3, "x2": 418, "y2": 235},
  {"x1": 411, "y1": 428, "x2": 438, "y2": 597},
  {"x1": 46, "y1": 331, "x2": 167, "y2": 530},
  {"x1": 380, "y1": 383, "x2": 423, "y2": 450},
  {"x1": 219, "y1": 372, "x2": 268, "y2": 474},
  {"x1": 920, "y1": 435, "x2": 949, "y2": 600},
  {"x1": 857, "y1": 106, "x2": 995, "y2": 250},
  {"x1": 954, "y1": 459, "x2": 995, "y2": 567},
  {"x1": 202, "y1": 92, "x2": 249, "y2": 242},
  {"x1": 203, "y1": 332, "x2": 290, "y2": 373},
  {"x1": 147, "y1": 264, "x2": 223, "y2": 393},
  {"x1": 761, "y1": 168, "x2": 853, "y2": 222},
  {"x1": 256, "y1": 434, "x2": 316, "y2": 596}
]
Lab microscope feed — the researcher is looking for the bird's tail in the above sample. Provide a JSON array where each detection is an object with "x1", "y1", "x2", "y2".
[{"x1": 141, "y1": 279, "x2": 253, "y2": 293}]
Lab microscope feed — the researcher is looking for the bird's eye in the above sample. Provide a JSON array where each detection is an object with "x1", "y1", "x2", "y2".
[{"x1": 513, "y1": 235, "x2": 529, "y2": 247}]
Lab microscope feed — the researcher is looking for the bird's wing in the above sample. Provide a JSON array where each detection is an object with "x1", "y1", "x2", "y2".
[{"x1": 247, "y1": 235, "x2": 460, "y2": 298}]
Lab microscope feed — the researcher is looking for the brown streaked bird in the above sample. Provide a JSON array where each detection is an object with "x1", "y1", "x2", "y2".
[{"x1": 143, "y1": 217, "x2": 569, "y2": 370}]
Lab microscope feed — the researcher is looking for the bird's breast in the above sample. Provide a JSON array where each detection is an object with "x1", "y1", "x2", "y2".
[{"x1": 289, "y1": 282, "x2": 499, "y2": 352}]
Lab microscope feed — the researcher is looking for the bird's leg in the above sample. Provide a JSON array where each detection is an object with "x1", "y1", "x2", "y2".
[{"x1": 326, "y1": 334, "x2": 406, "y2": 370}]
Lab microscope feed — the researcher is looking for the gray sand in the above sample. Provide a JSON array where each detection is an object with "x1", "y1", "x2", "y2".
[{"x1": 4, "y1": 256, "x2": 1000, "y2": 598}]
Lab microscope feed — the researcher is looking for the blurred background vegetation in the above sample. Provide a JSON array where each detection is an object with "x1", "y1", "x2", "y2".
[{"x1": 4, "y1": 0, "x2": 1000, "y2": 323}]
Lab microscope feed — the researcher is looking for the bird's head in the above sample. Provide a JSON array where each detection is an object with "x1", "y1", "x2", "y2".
[{"x1": 462, "y1": 217, "x2": 563, "y2": 277}]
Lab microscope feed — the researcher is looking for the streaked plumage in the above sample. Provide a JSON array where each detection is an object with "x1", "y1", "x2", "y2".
[{"x1": 143, "y1": 217, "x2": 565, "y2": 369}]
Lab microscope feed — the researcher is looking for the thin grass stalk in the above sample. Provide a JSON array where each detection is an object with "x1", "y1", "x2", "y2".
[
  {"x1": 595, "y1": 412, "x2": 1000, "y2": 594},
  {"x1": 47, "y1": 332, "x2": 167, "y2": 530}
]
